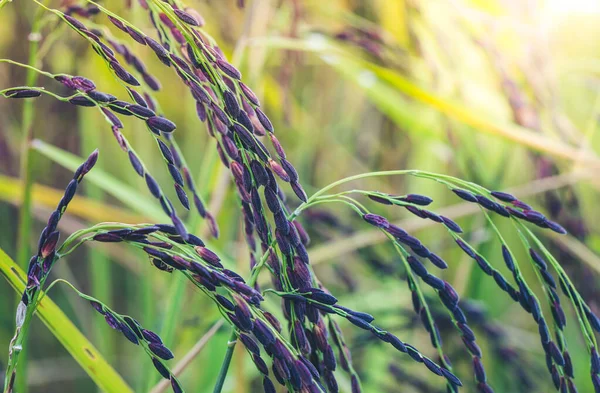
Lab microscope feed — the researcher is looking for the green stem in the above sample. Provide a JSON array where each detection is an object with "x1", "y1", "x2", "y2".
[
  {"x1": 13, "y1": 10, "x2": 44, "y2": 393},
  {"x1": 212, "y1": 331, "x2": 237, "y2": 393}
]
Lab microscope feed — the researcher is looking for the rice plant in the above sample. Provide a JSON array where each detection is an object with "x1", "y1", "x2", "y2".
[{"x1": 0, "y1": 1, "x2": 599, "y2": 393}]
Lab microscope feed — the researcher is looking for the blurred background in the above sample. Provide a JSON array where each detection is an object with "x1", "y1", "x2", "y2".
[{"x1": 1, "y1": 0, "x2": 600, "y2": 392}]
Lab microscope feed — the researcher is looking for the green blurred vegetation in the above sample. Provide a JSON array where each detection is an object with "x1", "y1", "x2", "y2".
[{"x1": 1, "y1": 0, "x2": 600, "y2": 392}]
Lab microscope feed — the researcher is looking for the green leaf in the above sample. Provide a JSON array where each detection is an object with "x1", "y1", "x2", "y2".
[{"x1": 0, "y1": 247, "x2": 134, "y2": 393}]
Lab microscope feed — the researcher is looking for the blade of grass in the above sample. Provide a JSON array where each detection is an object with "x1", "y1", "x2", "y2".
[
  {"x1": 0, "y1": 247, "x2": 133, "y2": 393},
  {"x1": 14, "y1": 8, "x2": 45, "y2": 390},
  {"x1": 250, "y1": 36, "x2": 600, "y2": 168},
  {"x1": 0, "y1": 174, "x2": 147, "y2": 223},
  {"x1": 79, "y1": 110, "x2": 113, "y2": 373}
]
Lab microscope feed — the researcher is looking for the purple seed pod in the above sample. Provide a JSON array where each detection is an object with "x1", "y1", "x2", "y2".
[
  {"x1": 367, "y1": 194, "x2": 392, "y2": 205},
  {"x1": 147, "y1": 116, "x2": 177, "y2": 134},
  {"x1": 104, "y1": 312, "x2": 121, "y2": 330},
  {"x1": 167, "y1": 164, "x2": 184, "y2": 187},
  {"x1": 399, "y1": 194, "x2": 433, "y2": 206},
  {"x1": 362, "y1": 213, "x2": 389, "y2": 228},
  {"x1": 142, "y1": 73, "x2": 161, "y2": 91},
  {"x1": 63, "y1": 14, "x2": 87, "y2": 30},
  {"x1": 263, "y1": 187, "x2": 281, "y2": 214},
  {"x1": 73, "y1": 76, "x2": 97, "y2": 91},
  {"x1": 69, "y1": 96, "x2": 96, "y2": 106},
  {"x1": 108, "y1": 100, "x2": 133, "y2": 116},
  {"x1": 502, "y1": 245, "x2": 515, "y2": 272},
  {"x1": 101, "y1": 108, "x2": 123, "y2": 129},
  {"x1": 126, "y1": 26, "x2": 146, "y2": 45},
  {"x1": 155, "y1": 140, "x2": 173, "y2": 164},
  {"x1": 250, "y1": 160, "x2": 269, "y2": 186},
  {"x1": 4, "y1": 88, "x2": 42, "y2": 98},
  {"x1": 423, "y1": 357, "x2": 442, "y2": 376},
  {"x1": 238, "y1": 82, "x2": 259, "y2": 105},
  {"x1": 491, "y1": 191, "x2": 516, "y2": 202},
  {"x1": 93, "y1": 232, "x2": 123, "y2": 243},
  {"x1": 145, "y1": 37, "x2": 171, "y2": 66},
  {"x1": 254, "y1": 108, "x2": 274, "y2": 133},
  {"x1": 109, "y1": 61, "x2": 140, "y2": 86},
  {"x1": 253, "y1": 319, "x2": 276, "y2": 346},
  {"x1": 529, "y1": 249, "x2": 547, "y2": 270},
  {"x1": 548, "y1": 341, "x2": 565, "y2": 366},
  {"x1": 290, "y1": 181, "x2": 308, "y2": 203},
  {"x1": 234, "y1": 307, "x2": 254, "y2": 332},
  {"x1": 440, "y1": 216, "x2": 462, "y2": 233},
  {"x1": 152, "y1": 357, "x2": 171, "y2": 379},
  {"x1": 149, "y1": 342, "x2": 174, "y2": 360},
  {"x1": 128, "y1": 88, "x2": 148, "y2": 107},
  {"x1": 239, "y1": 333, "x2": 260, "y2": 355},
  {"x1": 216, "y1": 59, "x2": 241, "y2": 79},
  {"x1": 107, "y1": 15, "x2": 127, "y2": 31},
  {"x1": 39, "y1": 231, "x2": 60, "y2": 258},
  {"x1": 173, "y1": 8, "x2": 201, "y2": 26},
  {"x1": 408, "y1": 256, "x2": 427, "y2": 277},
  {"x1": 405, "y1": 205, "x2": 427, "y2": 219},
  {"x1": 119, "y1": 321, "x2": 139, "y2": 344},
  {"x1": 307, "y1": 289, "x2": 337, "y2": 305},
  {"x1": 126, "y1": 103, "x2": 155, "y2": 118},
  {"x1": 452, "y1": 188, "x2": 478, "y2": 202},
  {"x1": 423, "y1": 274, "x2": 444, "y2": 290},
  {"x1": 128, "y1": 151, "x2": 144, "y2": 177},
  {"x1": 194, "y1": 246, "x2": 221, "y2": 266},
  {"x1": 522, "y1": 209, "x2": 546, "y2": 225},
  {"x1": 268, "y1": 159, "x2": 289, "y2": 182},
  {"x1": 88, "y1": 90, "x2": 117, "y2": 103},
  {"x1": 385, "y1": 224, "x2": 407, "y2": 239},
  {"x1": 223, "y1": 90, "x2": 240, "y2": 117},
  {"x1": 170, "y1": 377, "x2": 183, "y2": 393},
  {"x1": 455, "y1": 238, "x2": 476, "y2": 258},
  {"x1": 506, "y1": 206, "x2": 526, "y2": 220},
  {"x1": 211, "y1": 102, "x2": 231, "y2": 126},
  {"x1": 475, "y1": 195, "x2": 498, "y2": 211},
  {"x1": 174, "y1": 184, "x2": 189, "y2": 209},
  {"x1": 90, "y1": 300, "x2": 105, "y2": 314},
  {"x1": 190, "y1": 83, "x2": 210, "y2": 104},
  {"x1": 279, "y1": 159, "x2": 298, "y2": 183},
  {"x1": 144, "y1": 174, "x2": 161, "y2": 198},
  {"x1": 546, "y1": 220, "x2": 567, "y2": 235},
  {"x1": 427, "y1": 253, "x2": 448, "y2": 269}
]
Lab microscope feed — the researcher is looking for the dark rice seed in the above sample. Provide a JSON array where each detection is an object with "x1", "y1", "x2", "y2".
[
  {"x1": 441, "y1": 216, "x2": 462, "y2": 233},
  {"x1": 174, "y1": 184, "x2": 189, "y2": 209},
  {"x1": 152, "y1": 357, "x2": 170, "y2": 379},
  {"x1": 223, "y1": 90, "x2": 240, "y2": 117},
  {"x1": 491, "y1": 191, "x2": 516, "y2": 202},
  {"x1": 216, "y1": 59, "x2": 241, "y2": 79},
  {"x1": 63, "y1": 14, "x2": 86, "y2": 30},
  {"x1": 109, "y1": 61, "x2": 140, "y2": 86},
  {"x1": 5, "y1": 88, "x2": 41, "y2": 98},
  {"x1": 174, "y1": 9, "x2": 201, "y2": 26},
  {"x1": 145, "y1": 174, "x2": 161, "y2": 198},
  {"x1": 128, "y1": 151, "x2": 144, "y2": 176},
  {"x1": 69, "y1": 95, "x2": 96, "y2": 107},
  {"x1": 452, "y1": 188, "x2": 477, "y2": 202},
  {"x1": 128, "y1": 104, "x2": 155, "y2": 118},
  {"x1": 126, "y1": 26, "x2": 147, "y2": 45},
  {"x1": 502, "y1": 245, "x2": 515, "y2": 272},
  {"x1": 147, "y1": 116, "x2": 176, "y2": 133},
  {"x1": 255, "y1": 107, "x2": 273, "y2": 133}
]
